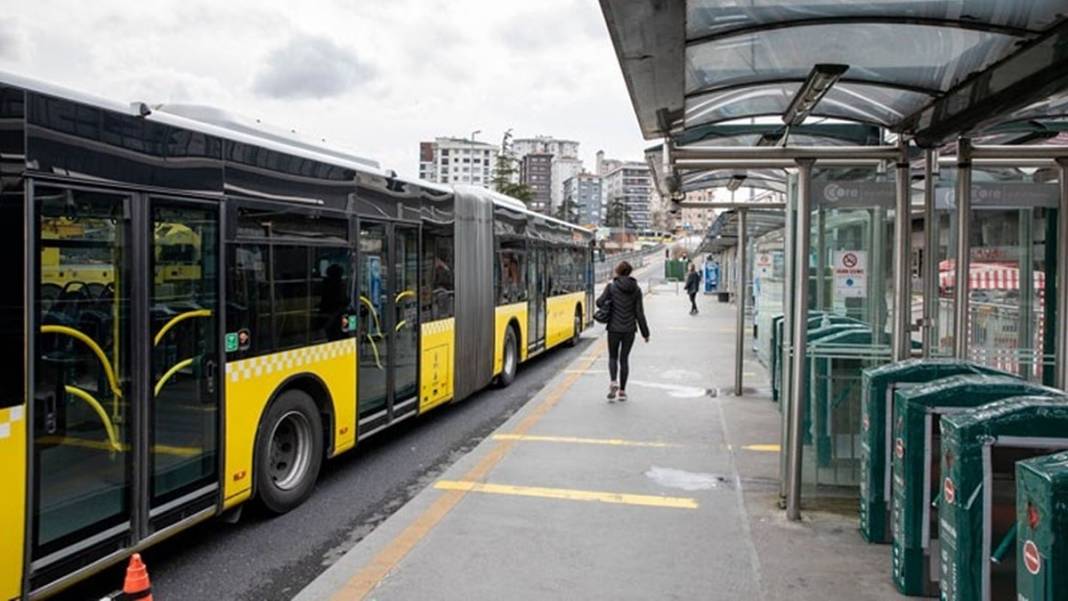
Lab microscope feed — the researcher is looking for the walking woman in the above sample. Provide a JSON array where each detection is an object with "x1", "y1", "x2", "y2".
[
  {"x1": 684, "y1": 262, "x2": 701, "y2": 315},
  {"x1": 596, "y1": 261, "x2": 650, "y2": 402}
]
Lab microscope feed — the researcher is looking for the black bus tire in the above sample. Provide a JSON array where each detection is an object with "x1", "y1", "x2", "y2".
[
  {"x1": 255, "y1": 388, "x2": 324, "y2": 514},
  {"x1": 567, "y1": 308, "x2": 582, "y2": 347},
  {"x1": 497, "y1": 326, "x2": 519, "y2": 387}
]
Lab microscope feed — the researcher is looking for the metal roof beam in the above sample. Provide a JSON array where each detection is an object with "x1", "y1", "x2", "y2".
[
  {"x1": 673, "y1": 122, "x2": 884, "y2": 148},
  {"x1": 674, "y1": 145, "x2": 899, "y2": 160},
  {"x1": 686, "y1": 16, "x2": 1038, "y2": 47},
  {"x1": 678, "y1": 202, "x2": 785, "y2": 210},
  {"x1": 906, "y1": 20, "x2": 1068, "y2": 147},
  {"x1": 684, "y1": 77, "x2": 942, "y2": 100}
]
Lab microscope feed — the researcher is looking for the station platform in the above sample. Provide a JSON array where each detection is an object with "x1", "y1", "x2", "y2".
[{"x1": 296, "y1": 274, "x2": 902, "y2": 600}]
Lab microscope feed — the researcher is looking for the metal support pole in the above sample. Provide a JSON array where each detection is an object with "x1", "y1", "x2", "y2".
[
  {"x1": 779, "y1": 174, "x2": 796, "y2": 502},
  {"x1": 786, "y1": 159, "x2": 815, "y2": 521},
  {"x1": 815, "y1": 210, "x2": 826, "y2": 310},
  {"x1": 953, "y1": 140, "x2": 973, "y2": 359},
  {"x1": 871, "y1": 207, "x2": 886, "y2": 337},
  {"x1": 892, "y1": 142, "x2": 912, "y2": 360},
  {"x1": 735, "y1": 209, "x2": 748, "y2": 396},
  {"x1": 1056, "y1": 159, "x2": 1068, "y2": 390},
  {"x1": 922, "y1": 150, "x2": 939, "y2": 357},
  {"x1": 1018, "y1": 210, "x2": 1034, "y2": 378}
]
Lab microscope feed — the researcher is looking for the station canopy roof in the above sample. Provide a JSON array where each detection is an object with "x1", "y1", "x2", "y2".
[
  {"x1": 698, "y1": 209, "x2": 786, "y2": 254},
  {"x1": 602, "y1": 1, "x2": 1068, "y2": 149}
]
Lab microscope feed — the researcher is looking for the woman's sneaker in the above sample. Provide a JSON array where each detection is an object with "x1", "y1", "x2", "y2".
[
  {"x1": 607, "y1": 382, "x2": 618, "y2": 401},
  {"x1": 617, "y1": 390, "x2": 627, "y2": 402}
]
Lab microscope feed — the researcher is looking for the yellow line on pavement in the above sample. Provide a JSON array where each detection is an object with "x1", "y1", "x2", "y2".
[
  {"x1": 330, "y1": 342, "x2": 606, "y2": 601},
  {"x1": 742, "y1": 444, "x2": 781, "y2": 452},
  {"x1": 435, "y1": 480, "x2": 698, "y2": 509},
  {"x1": 492, "y1": 433, "x2": 679, "y2": 448}
]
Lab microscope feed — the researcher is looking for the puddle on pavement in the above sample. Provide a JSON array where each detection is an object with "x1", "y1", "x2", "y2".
[{"x1": 645, "y1": 466, "x2": 728, "y2": 491}]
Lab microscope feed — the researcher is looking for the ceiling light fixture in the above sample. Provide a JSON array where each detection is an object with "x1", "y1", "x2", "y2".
[
  {"x1": 726, "y1": 174, "x2": 747, "y2": 192},
  {"x1": 783, "y1": 64, "x2": 849, "y2": 126}
]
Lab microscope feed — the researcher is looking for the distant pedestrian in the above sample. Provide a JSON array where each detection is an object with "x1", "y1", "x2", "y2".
[
  {"x1": 596, "y1": 260, "x2": 650, "y2": 402},
  {"x1": 684, "y1": 262, "x2": 701, "y2": 315}
]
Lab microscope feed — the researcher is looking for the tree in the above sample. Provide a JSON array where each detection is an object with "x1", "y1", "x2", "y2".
[
  {"x1": 491, "y1": 129, "x2": 535, "y2": 205},
  {"x1": 555, "y1": 197, "x2": 580, "y2": 224},
  {"x1": 605, "y1": 200, "x2": 633, "y2": 228}
]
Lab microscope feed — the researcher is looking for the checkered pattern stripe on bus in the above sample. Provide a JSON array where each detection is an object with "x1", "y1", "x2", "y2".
[
  {"x1": 226, "y1": 339, "x2": 357, "y2": 383},
  {"x1": 421, "y1": 318, "x2": 454, "y2": 336},
  {"x1": 0, "y1": 405, "x2": 25, "y2": 440}
]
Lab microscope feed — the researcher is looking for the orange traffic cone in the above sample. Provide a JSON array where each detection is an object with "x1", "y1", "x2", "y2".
[{"x1": 122, "y1": 553, "x2": 153, "y2": 601}]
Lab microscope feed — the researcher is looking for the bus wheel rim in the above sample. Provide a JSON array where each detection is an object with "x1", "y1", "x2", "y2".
[{"x1": 269, "y1": 410, "x2": 313, "y2": 491}]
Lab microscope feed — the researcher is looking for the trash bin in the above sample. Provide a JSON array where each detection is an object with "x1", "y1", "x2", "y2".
[
  {"x1": 940, "y1": 396, "x2": 1068, "y2": 601},
  {"x1": 1015, "y1": 451, "x2": 1068, "y2": 601},
  {"x1": 665, "y1": 259, "x2": 687, "y2": 281},
  {"x1": 859, "y1": 359, "x2": 1010, "y2": 544},
  {"x1": 890, "y1": 376, "x2": 1062, "y2": 596}
]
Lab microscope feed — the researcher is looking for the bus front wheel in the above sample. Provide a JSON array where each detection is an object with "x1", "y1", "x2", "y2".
[{"x1": 255, "y1": 388, "x2": 324, "y2": 514}]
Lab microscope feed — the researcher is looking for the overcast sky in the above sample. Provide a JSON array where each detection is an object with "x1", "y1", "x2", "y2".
[{"x1": 0, "y1": 0, "x2": 650, "y2": 178}]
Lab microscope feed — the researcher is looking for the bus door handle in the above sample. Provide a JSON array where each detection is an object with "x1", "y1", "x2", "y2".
[
  {"x1": 43, "y1": 391, "x2": 58, "y2": 434},
  {"x1": 204, "y1": 359, "x2": 217, "y2": 397}
]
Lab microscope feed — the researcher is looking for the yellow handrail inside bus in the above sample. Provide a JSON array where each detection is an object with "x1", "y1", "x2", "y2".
[
  {"x1": 395, "y1": 290, "x2": 415, "y2": 303},
  {"x1": 154, "y1": 357, "x2": 196, "y2": 397},
  {"x1": 359, "y1": 296, "x2": 382, "y2": 337},
  {"x1": 41, "y1": 325, "x2": 123, "y2": 400},
  {"x1": 63, "y1": 385, "x2": 122, "y2": 453},
  {"x1": 395, "y1": 320, "x2": 407, "y2": 332},
  {"x1": 154, "y1": 309, "x2": 213, "y2": 346},
  {"x1": 364, "y1": 335, "x2": 383, "y2": 369}
]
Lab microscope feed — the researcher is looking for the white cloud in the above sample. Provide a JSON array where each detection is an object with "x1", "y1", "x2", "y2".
[
  {"x1": 0, "y1": 0, "x2": 648, "y2": 178},
  {"x1": 253, "y1": 34, "x2": 375, "y2": 100}
]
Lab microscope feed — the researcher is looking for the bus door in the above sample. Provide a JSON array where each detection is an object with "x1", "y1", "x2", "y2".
[
  {"x1": 527, "y1": 244, "x2": 547, "y2": 351},
  {"x1": 357, "y1": 220, "x2": 420, "y2": 433},
  {"x1": 146, "y1": 199, "x2": 220, "y2": 530},
  {"x1": 30, "y1": 186, "x2": 220, "y2": 592}
]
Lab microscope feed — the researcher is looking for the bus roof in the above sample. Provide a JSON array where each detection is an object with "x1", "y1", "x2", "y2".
[
  {"x1": 454, "y1": 185, "x2": 594, "y2": 236},
  {"x1": 1, "y1": 70, "x2": 591, "y2": 233}
]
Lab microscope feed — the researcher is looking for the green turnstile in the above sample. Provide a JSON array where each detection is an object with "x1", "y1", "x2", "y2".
[
  {"x1": 859, "y1": 360, "x2": 1011, "y2": 544},
  {"x1": 1016, "y1": 451, "x2": 1068, "y2": 601},
  {"x1": 771, "y1": 312, "x2": 861, "y2": 402},
  {"x1": 940, "y1": 397, "x2": 1068, "y2": 601},
  {"x1": 890, "y1": 376, "x2": 1061, "y2": 597}
]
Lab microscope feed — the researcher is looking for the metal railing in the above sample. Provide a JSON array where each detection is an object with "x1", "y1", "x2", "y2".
[{"x1": 595, "y1": 244, "x2": 664, "y2": 283}]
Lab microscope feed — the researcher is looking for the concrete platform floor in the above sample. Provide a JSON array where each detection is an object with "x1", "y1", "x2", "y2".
[{"x1": 295, "y1": 278, "x2": 902, "y2": 601}]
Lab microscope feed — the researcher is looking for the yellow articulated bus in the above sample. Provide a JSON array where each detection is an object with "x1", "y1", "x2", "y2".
[{"x1": 0, "y1": 74, "x2": 593, "y2": 599}]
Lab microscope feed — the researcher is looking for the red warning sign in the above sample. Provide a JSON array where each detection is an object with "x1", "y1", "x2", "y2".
[
  {"x1": 944, "y1": 477, "x2": 956, "y2": 505},
  {"x1": 842, "y1": 252, "x2": 859, "y2": 268},
  {"x1": 1023, "y1": 539, "x2": 1041, "y2": 575}
]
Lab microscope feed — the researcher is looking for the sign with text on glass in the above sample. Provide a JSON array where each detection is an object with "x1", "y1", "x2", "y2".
[{"x1": 834, "y1": 250, "x2": 867, "y2": 298}]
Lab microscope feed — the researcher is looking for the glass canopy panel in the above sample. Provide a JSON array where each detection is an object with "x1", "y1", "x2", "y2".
[
  {"x1": 686, "y1": 24, "x2": 1021, "y2": 96},
  {"x1": 682, "y1": 171, "x2": 788, "y2": 193},
  {"x1": 1004, "y1": 91, "x2": 1068, "y2": 122},
  {"x1": 687, "y1": 0, "x2": 1066, "y2": 39},
  {"x1": 685, "y1": 82, "x2": 932, "y2": 127}
]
